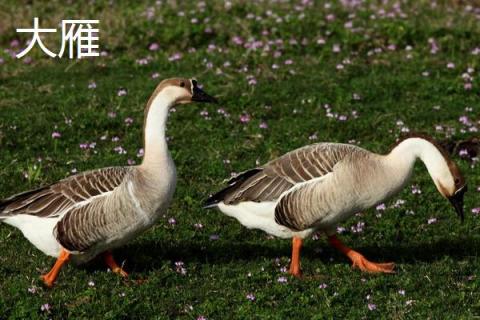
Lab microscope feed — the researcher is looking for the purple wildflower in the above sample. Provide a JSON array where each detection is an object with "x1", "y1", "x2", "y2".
[
  {"x1": 240, "y1": 113, "x2": 251, "y2": 123},
  {"x1": 277, "y1": 276, "x2": 288, "y2": 283},
  {"x1": 41, "y1": 303, "x2": 51, "y2": 312},
  {"x1": 51, "y1": 131, "x2": 61, "y2": 139}
]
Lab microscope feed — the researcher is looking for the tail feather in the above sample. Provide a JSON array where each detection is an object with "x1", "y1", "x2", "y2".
[
  {"x1": 0, "y1": 185, "x2": 51, "y2": 217},
  {"x1": 203, "y1": 168, "x2": 262, "y2": 209}
]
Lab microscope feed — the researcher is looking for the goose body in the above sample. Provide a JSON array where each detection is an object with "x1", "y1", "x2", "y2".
[
  {"x1": 0, "y1": 78, "x2": 217, "y2": 286},
  {"x1": 206, "y1": 136, "x2": 466, "y2": 276},
  {"x1": 1, "y1": 166, "x2": 175, "y2": 263}
]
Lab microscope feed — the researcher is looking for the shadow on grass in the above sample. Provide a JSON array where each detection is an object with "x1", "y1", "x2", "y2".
[{"x1": 80, "y1": 235, "x2": 480, "y2": 274}]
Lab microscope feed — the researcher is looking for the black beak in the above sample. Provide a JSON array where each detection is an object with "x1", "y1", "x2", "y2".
[
  {"x1": 448, "y1": 184, "x2": 467, "y2": 222},
  {"x1": 192, "y1": 85, "x2": 218, "y2": 104}
]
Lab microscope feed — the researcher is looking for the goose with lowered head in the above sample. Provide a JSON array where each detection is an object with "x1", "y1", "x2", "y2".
[{"x1": 204, "y1": 135, "x2": 467, "y2": 277}]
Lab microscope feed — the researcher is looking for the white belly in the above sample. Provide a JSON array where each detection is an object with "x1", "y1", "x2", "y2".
[{"x1": 217, "y1": 201, "x2": 314, "y2": 239}]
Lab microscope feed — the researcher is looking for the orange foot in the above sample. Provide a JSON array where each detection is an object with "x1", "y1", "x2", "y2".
[
  {"x1": 41, "y1": 249, "x2": 71, "y2": 288},
  {"x1": 289, "y1": 266, "x2": 303, "y2": 278},
  {"x1": 348, "y1": 250, "x2": 395, "y2": 273},
  {"x1": 103, "y1": 251, "x2": 128, "y2": 278},
  {"x1": 328, "y1": 235, "x2": 395, "y2": 274}
]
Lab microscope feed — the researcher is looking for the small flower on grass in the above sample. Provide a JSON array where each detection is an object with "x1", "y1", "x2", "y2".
[
  {"x1": 136, "y1": 58, "x2": 149, "y2": 65},
  {"x1": 117, "y1": 88, "x2": 128, "y2": 96},
  {"x1": 210, "y1": 234, "x2": 220, "y2": 241},
  {"x1": 406, "y1": 300, "x2": 414, "y2": 306},
  {"x1": 88, "y1": 81, "x2": 97, "y2": 89},
  {"x1": 446, "y1": 62, "x2": 455, "y2": 69},
  {"x1": 367, "y1": 303, "x2": 377, "y2": 311},
  {"x1": 88, "y1": 280, "x2": 95, "y2": 287},
  {"x1": 472, "y1": 208, "x2": 480, "y2": 215},
  {"x1": 376, "y1": 203, "x2": 386, "y2": 211},
  {"x1": 114, "y1": 146, "x2": 127, "y2": 155},
  {"x1": 41, "y1": 303, "x2": 51, "y2": 312},
  {"x1": 259, "y1": 121, "x2": 268, "y2": 129},
  {"x1": 411, "y1": 185, "x2": 422, "y2": 194},
  {"x1": 277, "y1": 276, "x2": 288, "y2": 283},
  {"x1": 197, "y1": 316, "x2": 207, "y2": 320},
  {"x1": 168, "y1": 53, "x2": 182, "y2": 61},
  {"x1": 398, "y1": 289, "x2": 405, "y2": 295},
  {"x1": 351, "y1": 221, "x2": 365, "y2": 233},
  {"x1": 240, "y1": 113, "x2": 251, "y2": 124},
  {"x1": 427, "y1": 217, "x2": 437, "y2": 224},
  {"x1": 194, "y1": 222, "x2": 204, "y2": 229},
  {"x1": 124, "y1": 117, "x2": 134, "y2": 126},
  {"x1": 51, "y1": 131, "x2": 61, "y2": 139},
  {"x1": 336, "y1": 226, "x2": 346, "y2": 234},
  {"x1": 174, "y1": 261, "x2": 187, "y2": 275},
  {"x1": 168, "y1": 217, "x2": 176, "y2": 225},
  {"x1": 459, "y1": 149, "x2": 469, "y2": 157},
  {"x1": 247, "y1": 76, "x2": 257, "y2": 86},
  {"x1": 319, "y1": 283, "x2": 328, "y2": 289},
  {"x1": 246, "y1": 293, "x2": 256, "y2": 301},
  {"x1": 28, "y1": 286, "x2": 37, "y2": 294},
  {"x1": 149, "y1": 43, "x2": 160, "y2": 51}
]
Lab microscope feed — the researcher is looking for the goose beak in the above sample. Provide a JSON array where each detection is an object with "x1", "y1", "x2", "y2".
[
  {"x1": 448, "y1": 184, "x2": 467, "y2": 222},
  {"x1": 192, "y1": 86, "x2": 218, "y2": 104}
]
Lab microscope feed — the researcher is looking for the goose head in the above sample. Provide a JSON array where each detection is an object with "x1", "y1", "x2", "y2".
[
  {"x1": 432, "y1": 157, "x2": 467, "y2": 221},
  {"x1": 393, "y1": 135, "x2": 467, "y2": 221},
  {"x1": 151, "y1": 78, "x2": 217, "y2": 106},
  {"x1": 427, "y1": 147, "x2": 467, "y2": 222}
]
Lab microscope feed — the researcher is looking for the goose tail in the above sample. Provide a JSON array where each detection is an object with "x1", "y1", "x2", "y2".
[{"x1": 203, "y1": 168, "x2": 262, "y2": 209}]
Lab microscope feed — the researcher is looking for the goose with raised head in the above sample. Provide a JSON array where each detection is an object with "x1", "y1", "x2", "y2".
[
  {"x1": 204, "y1": 135, "x2": 467, "y2": 277},
  {"x1": 0, "y1": 78, "x2": 217, "y2": 287}
]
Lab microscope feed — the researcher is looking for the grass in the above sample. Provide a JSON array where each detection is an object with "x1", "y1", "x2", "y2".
[{"x1": 0, "y1": 0, "x2": 479, "y2": 318}]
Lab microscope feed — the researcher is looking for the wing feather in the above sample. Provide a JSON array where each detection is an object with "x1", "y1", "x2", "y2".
[
  {"x1": 0, "y1": 167, "x2": 130, "y2": 218},
  {"x1": 205, "y1": 143, "x2": 363, "y2": 206}
]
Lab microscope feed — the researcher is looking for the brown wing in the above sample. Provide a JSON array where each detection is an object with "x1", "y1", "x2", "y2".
[
  {"x1": 274, "y1": 147, "x2": 374, "y2": 230},
  {"x1": 54, "y1": 196, "x2": 111, "y2": 252},
  {"x1": 0, "y1": 167, "x2": 130, "y2": 218},
  {"x1": 205, "y1": 143, "x2": 361, "y2": 206}
]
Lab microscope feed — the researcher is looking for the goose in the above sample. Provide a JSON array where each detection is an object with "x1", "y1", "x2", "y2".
[
  {"x1": 0, "y1": 78, "x2": 217, "y2": 287},
  {"x1": 204, "y1": 135, "x2": 467, "y2": 277}
]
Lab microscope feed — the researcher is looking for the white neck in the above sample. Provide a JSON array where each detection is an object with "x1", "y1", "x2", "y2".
[
  {"x1": 384, "y1": 137, "x2": 452, "y2": 194},
  {"x1": 141, "y1": 91, "x2": 173, "y2": 168},
  {"x1": 387, "y1": 138, "x2": 445, "y2": 172}
]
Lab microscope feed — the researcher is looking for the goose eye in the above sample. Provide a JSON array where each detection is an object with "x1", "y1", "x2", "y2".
[
  {"x1": 180, "y1": 82, "x2": 185, "y2": 87},
  {"x1": 454, "y1": 178, "x2": 460, "y2": 185}
]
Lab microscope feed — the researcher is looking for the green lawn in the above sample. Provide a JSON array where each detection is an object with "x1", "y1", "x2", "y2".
[{"x1": 0, "y1": 0, "x2": 479, "y2": 318}]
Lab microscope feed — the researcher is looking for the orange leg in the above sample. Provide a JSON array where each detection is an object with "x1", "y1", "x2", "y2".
[
  {"x1": 289, "y1": 236, "x2": 303, "y2": 278},
  {"x1": 103, "y1": 251, "x2": 128, "y2": 277},
  {"x1": 41, "y1": 248, "x2": 71, "y2": 288},
  {"x1": 328, "y1": 235, "x2": 395, "y2": 273}
]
